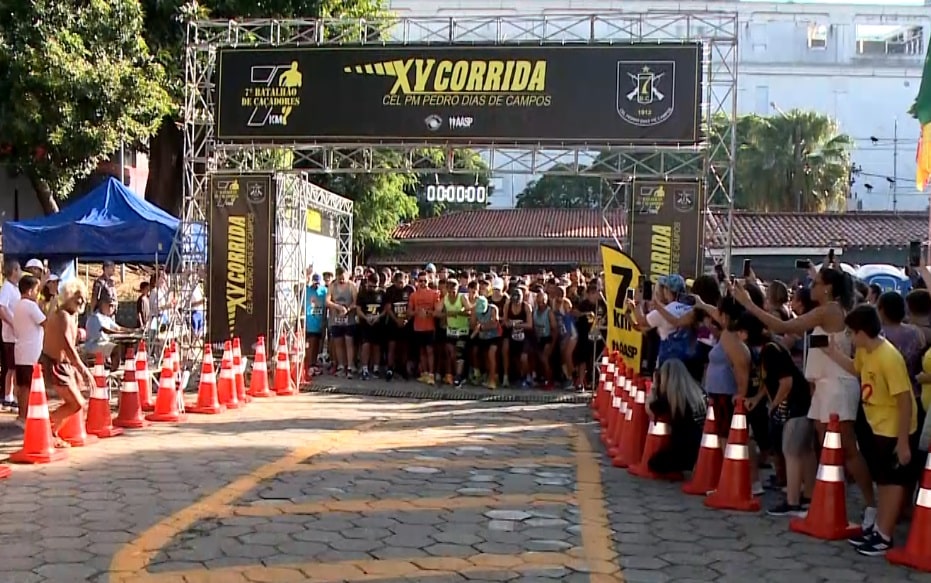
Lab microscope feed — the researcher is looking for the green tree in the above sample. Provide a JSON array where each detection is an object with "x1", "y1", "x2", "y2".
[
  {"x1": 515, "y1": 163, "x2": 612, "y2": 208},
  {"x1": 735, "y1": 110, "x2": 852, "y2": 212},
  {"x1": 0, "y1": 0, "x2": 171, "y2": 213}
]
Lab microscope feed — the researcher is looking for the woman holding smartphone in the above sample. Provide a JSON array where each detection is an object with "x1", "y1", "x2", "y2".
[{"x1": 733, "y1": 266, "x2": 877, "y2": 531}]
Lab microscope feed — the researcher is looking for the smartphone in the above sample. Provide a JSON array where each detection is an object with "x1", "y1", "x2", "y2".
[
  {"x1": 742, "y1": 259, "x2": 752, "y2": 278},
  {"x1": 795, "y1": 259, "x2": 812, "y2": 269},
  {"x1": 714, "y1": 263, "x2": 726, "y2": 283},
  {"x1": 808, "y1": 334, "x2": 829, "y2": 349},
  {"x1": 643, "y1": 280, "x2": 653, "y2": 301},
  {"x1": 626, "y1": 288, "x2": 635, "y2": 302},
  {"x1": 828, "y1": 248, "x2": 835, "y2": 263}
]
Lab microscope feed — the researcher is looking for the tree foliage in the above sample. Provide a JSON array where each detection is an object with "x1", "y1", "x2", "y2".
[
  {"x1": 515, "y1": 111, "x2": 853, "y2": 213},
  {"x1": 0, "y1": 0, "x2": 171, "y2": 212}
]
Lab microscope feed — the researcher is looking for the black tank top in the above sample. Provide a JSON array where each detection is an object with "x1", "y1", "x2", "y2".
[{"x1": 506, "y1": 303, "x2": 528, "y2": 341}]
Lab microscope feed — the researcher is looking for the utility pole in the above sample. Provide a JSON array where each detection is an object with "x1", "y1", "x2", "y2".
[{"x1": 892, "y1": 117, "x2": 899, "y2": 212}]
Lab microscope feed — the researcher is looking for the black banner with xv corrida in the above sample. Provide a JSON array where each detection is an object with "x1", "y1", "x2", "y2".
[
  {"x1": 215, "y1": 43, "x2": 701, "y2": 145},
  {"x1": 627, "y1": 181, "x2": 704, "y2": 282},
  {"x1": 208, "y1": 174, "x2": 275, "y2": 351}
]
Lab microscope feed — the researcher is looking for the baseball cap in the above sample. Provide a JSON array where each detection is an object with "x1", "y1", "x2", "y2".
[
  {"x1": 47, "y1": 274, "x2": 60, "y2": 283},
  {"x1": 311, "y1": 273, "x2": 322, "y2": 283},
  {"x1": 491, "y1": 278, "x2": 504, "y2": 291},
  {"x1": 424, "y1": 263, "x2": 437, "y2": 273},
  {"x1": 25, "y1": 258, "x2": 43, "y2": 270}
]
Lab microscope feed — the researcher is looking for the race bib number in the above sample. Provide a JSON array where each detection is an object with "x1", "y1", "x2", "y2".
[
  {"x1": 589, "y1": 331, "x2": 602, "y2": 341},
  {"x1": 448, "y1": 329, "x2": 464, "y2": 338},
  {"x1": 393, "y1": 303, "x2": 407, "y2": 318},
  {"x1": 310, "y1": 307, "x2": 323, "y2": 316},
  {"x1": 512, "y1": 330, "x2": 525, "y2": 342},
  {"x1": 335, "y1": 316, "x2": 349, "y2": 326}
]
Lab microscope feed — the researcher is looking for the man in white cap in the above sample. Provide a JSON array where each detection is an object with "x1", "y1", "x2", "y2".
[{"x1": 24, "y1": 258, "x2": 44, "y2": 278}]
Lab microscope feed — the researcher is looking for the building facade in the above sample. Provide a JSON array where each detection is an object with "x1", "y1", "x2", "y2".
[{"x1": 386, "y1": 0, "x2": 931, "y2": 211}]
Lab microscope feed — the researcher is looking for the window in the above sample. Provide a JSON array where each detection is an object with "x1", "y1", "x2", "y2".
[
  {"x1": 808, "y1": 24, "x2": 828, "y2": 49},
  {"x1": 856, "y1": 24, "x2": 924, "y2": 57}
]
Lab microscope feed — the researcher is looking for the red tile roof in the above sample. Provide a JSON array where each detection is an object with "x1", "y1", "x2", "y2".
[
  {"x1": 374, "y1": 244, "x2": 601, "y2": 266},
  {"x1": 393, "y1": 209, "x2": 929, "y2": 248},
  {"x1": 707, "y1": 211, "x2": 927, "y2": 248},
  {"x1": 393, "y1": 209, "x2": 628, "y2": 241}
]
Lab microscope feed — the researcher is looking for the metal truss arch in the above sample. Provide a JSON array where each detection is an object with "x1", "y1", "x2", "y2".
[{"x1": 179, "y1": 11, "x2": 738, "y2": 370}]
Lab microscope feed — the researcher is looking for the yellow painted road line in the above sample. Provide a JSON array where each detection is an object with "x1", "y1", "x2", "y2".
[
  {"x1": 323, "y1": 434, "x2": 570, "y2": 453},
  {"x1": 225, "y1": 492, "x2": 576, "y2": 517},
  {"x1": 131, "y1": 551, "x2": 585, "y2": 583},
  {"x1": 107, "y1": 420, "x2": 381, "y2": 582},
  {"x1": 290, "y1": 455, "x2": 575, "y2": 472},
  {"x1": 571, "y1": 426, "x2": 624, "y2": 582}
]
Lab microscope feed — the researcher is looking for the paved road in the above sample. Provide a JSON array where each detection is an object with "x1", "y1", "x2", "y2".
[{"x1": 0, "y1": 380, "x2": 924, "y2": 582}]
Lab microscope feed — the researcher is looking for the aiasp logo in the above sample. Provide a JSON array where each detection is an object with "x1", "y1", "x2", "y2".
[
  {"x1": 213, "y1": 179, "x2": 241, "y2": 208},
  {"x1": 634, "y1": 184, "x2": 666, "y2": 215},
  {"x1": 240, "y1": 61, "x2": 303, "y2": 129},
  {"x1": 616, "y1": 61, "x2": 676, "y2": 127}
]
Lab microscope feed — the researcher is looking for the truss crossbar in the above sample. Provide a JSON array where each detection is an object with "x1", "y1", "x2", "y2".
[{"x1": 179, "y1": 12, "x2": 738, "y2": 373}]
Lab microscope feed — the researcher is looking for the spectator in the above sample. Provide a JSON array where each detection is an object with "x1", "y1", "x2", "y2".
[
  {"x1": 85, "y1": 298, "x2": 132, "y2": 369},
  {"x1": 0, "y1": 259, "x2": 22, "y2": 410},
  {"x1": 92, "y1": 261, "x2": 118, "y2": 313},
  {"x1": 136, "y1": 281, "x2": 151, "y2": 329},
  {"x1": 23, "y1": 258, "x2": 44, "y2": 278},
  {"x1": 39, "y1": 274, "x2": 60, "y2": 315},
  {"x1": 12, "y1": 275, "x2": 46, "y2": 427}
]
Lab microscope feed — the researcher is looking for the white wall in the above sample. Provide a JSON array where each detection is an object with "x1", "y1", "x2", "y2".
[
  {"x1": 0, "y1": 171, "x2": 47, "y2": 223},
  {"x1": 387, "y1": 0, "x2": 930, "y2": 210}
]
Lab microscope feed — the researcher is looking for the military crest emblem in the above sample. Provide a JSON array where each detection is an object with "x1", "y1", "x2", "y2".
[{"x1": 616, "y1": 61, "x2": 676, "y2": 127}]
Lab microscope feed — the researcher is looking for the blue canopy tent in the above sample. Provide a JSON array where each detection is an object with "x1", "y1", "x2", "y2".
[{"x1": 2, "y1": 177, "x2": 205, "y2": 264}]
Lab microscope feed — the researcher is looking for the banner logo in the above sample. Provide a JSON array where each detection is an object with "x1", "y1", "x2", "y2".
[
  {"x1": 239, "y1": 61, "x2": 303, "y2": 130},
  {"x1": 216, "y1": 45, "x2": 701, "y2": 145},
  {"x1": 627, "y1": 180, "x2": 704, "y2": 283},
  {"x1": 616, "y1": 61, "x2": 676, "y2": 127},
  {"x1": 601, "y1": 245, "x2": 643, "y2": 374}
]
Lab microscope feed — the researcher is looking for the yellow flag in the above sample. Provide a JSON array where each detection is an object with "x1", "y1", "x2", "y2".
[{"x1": 601, "y1": 245, "x2": 644, "y2": 374}]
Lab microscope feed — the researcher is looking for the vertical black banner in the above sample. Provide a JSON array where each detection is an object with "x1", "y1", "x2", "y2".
[
  {"x1": 627, "y1": 181, "x2": 704, "y2": 282},
  {"x1": 208, "y1": 174, "x2": 275, "y2": 350}
]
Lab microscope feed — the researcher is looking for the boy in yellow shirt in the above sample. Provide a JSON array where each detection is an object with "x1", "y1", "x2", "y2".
[{"x1": 827, "y1": 304, "x2": 919, "y2": 557}]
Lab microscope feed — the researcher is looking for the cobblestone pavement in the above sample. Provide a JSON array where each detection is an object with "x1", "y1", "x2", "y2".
[{"x1": 0, "y1": 384, "x2": 925, "y2": 582}]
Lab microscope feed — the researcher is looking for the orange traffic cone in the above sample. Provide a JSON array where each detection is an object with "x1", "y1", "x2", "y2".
[
  {"x1": 189, "y1": 345, "x2": 224, "y2": 415},
  {"x1": 591, "y1": 354, "x2": 609, "y2": 414},
  {"x1": 171, "y1": 342, "x2": 182, "y2": 392},
  {"x1": 85, "y1": 352, "x2": 123, "y2": 438},
  {"x1": 146, "y1": 363, "x2": 186, "y2": 423},
  {"x1": 888, "y1": 449, "x2": 931, "y2": 571},
  {"x1": 113, "y1": 352, "x2": 148, "y2": 429},
  {"x1": 682, "y1": 399, "x2": 723, "y2": 495},
  {"x1": 137, "y1": 342, "x2": 154, "y2": 412},
  {"x1": 609, "y1": 374, "x2": 638, "y2": 456},
  {"x1": 10, "y1": 365, "x2": 67, "y2": 464},
  {"x1": 232, "y1": 338, "x2": 250, "y2": 404},
  {"x1": 790, "y1": 413, "x2": 860, "y2": 539},
  {"x1": 596, "y1": 363, "x2": 614, "y2": 426},
  {"x1": 704, "y1": 399, "x2": 760, "y2": 512},
  {"x1": 217, "y1": 343, "x2": 240, "y2": 409},
  {"x1": 602, "y1": 372, "x2": 624, "y2": 447},
  {"x1": 601, "y1": 361, "x2": 623, "y2": 427},
  {"x1": 613, "y1": 379, "x2": 649, "y2": 468},
  {"x1": 629, "y1": 410, "x2": 683, "y2": 481},
  {"x1": 0, "y1": 465, "x2": 10, "y2": 479},
  {"x1": 248, "y1": 336, "x2": 273, "y2": 398},
  {"x1": 274, "y1": 335, "x2": 295, "y2": 396},
  {"x1": 290, "y1": 339, "x2": 304, "y2": 387}
]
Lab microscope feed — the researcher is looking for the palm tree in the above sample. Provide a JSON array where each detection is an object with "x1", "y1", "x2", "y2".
[{"x1": 737, "y1": 110, "x2": 853, "y2": 212}]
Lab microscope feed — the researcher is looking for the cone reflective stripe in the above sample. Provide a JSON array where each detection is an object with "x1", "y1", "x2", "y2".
[
  {"x1": 274, "y1": 335, "x2": 296, "y2": 396},
  {"x1": 592, "y1": 355, "x2": 610, "y2": 411},
  {"x1": 232, "y1": 338, "x2": 250, "y2": 404},
  {"x1": 218, "y1": 343, "x2": 241, "y2": 409},
  {"x1": 888, "y1": 451, "x2": 931, "y2": 571},
  {"x1": 704, "y1": 399, "x2": 760, "y2": 512},
  {"x1": 613, "y1": 380, "x2": 649, "y2": 469},
  {"x1": 190, "y1": 345, "x2": 225, "y2": 415},
  {"x1": 145, "y1": 363, "x2": 187, "y2": 423},
  {"x1": 137, "y1": 342, "x2": 153, "y2": 412},
  {"x1": 790, "y1": 414, "x2": 860, "y2": 539},
  {"x1": 597, "y1": 364, "x2": 615, "y2": 424},
  {"x1": 607, "y1": 374, "x2": 634, "y2": 456},
  {"x1": 248, "y1": 336, "x2": 273, "y2": 398},
  {"x1": 10, "y1": 364, "x2": 67, "y2": 464},
  {"x1": 113, "y1": 352, "x2": 148, "y2": 429},
  {"x1": 629, "y1": 403, "x2": 683, "y2": 480},
  {"x1": 602, "y1": 378, "x2": 624, "y2": 447},
  {"x1": 86, "y1": 352, "x2": 124, "y2": 438},
  {"x1": 683, "y1": 400, "x2": 723, "y2": 496}
]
